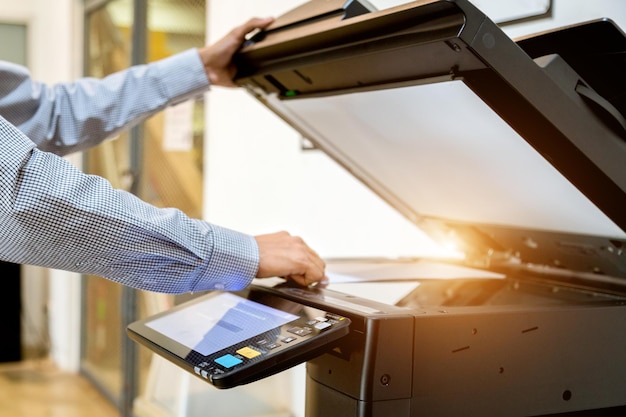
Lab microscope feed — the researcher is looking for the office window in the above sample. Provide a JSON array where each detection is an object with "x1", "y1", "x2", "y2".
[{"x1": 0, "y1": 23, "x2": 27, "y2": 65}]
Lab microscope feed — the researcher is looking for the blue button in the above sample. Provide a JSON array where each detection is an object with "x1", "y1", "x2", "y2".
[{"x1": 215, "y1": 354, "x2": 243, "y2": 369}]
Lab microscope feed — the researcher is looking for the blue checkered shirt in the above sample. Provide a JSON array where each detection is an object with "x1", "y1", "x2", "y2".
[{"x1": 0, "y1": 49, "x2": 259, "y2": 293}]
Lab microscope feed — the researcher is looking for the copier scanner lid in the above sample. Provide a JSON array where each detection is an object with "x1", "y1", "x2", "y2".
[{"x1": 234, "y1": 0, "x2": 626, "y2": 282}]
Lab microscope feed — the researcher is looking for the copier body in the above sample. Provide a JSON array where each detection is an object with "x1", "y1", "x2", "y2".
[
  {"x1": 234, "y1": 0, "x2": 626, "y2": 415},
  {"x1": 257, "y1": 281, "x2": 625, "y2": 417}
]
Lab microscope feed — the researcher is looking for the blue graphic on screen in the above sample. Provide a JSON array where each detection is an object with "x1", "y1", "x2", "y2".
[{"x1": 146, "y1": 293, "x2": 298, "y2": 356}]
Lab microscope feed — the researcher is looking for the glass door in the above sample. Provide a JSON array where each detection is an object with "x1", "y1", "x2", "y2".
[{"x1": 81, "y1": 1, "x2": 206, "y2": 415}]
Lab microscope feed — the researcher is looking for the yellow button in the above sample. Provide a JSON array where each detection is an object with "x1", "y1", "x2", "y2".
[{"x1": 236, "y1": 347, "x2": 261, "y2": 359}]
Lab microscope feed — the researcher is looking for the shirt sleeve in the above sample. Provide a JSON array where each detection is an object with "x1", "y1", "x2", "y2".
[
  {"x1": 0, "y1": 115, "x2": 259, "y2": 293},
  {"x1": 0, "y1": 49, "x2": 210, "y2": 156}
]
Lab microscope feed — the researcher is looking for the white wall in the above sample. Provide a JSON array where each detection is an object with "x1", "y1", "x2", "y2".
[{"x1": 503, "y1": 0, "x2": 626, "y2": 38}]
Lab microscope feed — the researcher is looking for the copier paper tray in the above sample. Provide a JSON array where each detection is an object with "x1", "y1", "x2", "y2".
[{"x1": 129, "y1": 1, "x2": 626, "y2": 416}]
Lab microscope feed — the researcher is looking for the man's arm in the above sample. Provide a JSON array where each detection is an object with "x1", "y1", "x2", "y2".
[
  {"x1": 0, "y1": 17, "x2": 274, "y2": 157},
  {"x1": 0, "y1": 115, "x2": 259, "y2": 293},
  {"x1": 0, "y1": 50, "x2": 209, "y2": 156},
  {"x1": 0, "y1": 115, "x2": 326, "y2": 292},
  {"x1": 0, "y1": 17, "x2": 326, "y2": 290}
]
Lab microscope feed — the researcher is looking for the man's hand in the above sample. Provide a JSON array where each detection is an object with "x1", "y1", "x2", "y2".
[
  {"x1": 198, "y1": 17, "x2": 274, "y2": 87},
  {"x1": 255, "y1": 231, "x2": 327, "y2": 287}
]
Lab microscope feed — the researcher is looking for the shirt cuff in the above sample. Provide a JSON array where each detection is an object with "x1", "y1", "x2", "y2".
[
  {"x1": 192, "y1": 224, "x2": 260, "y2": 292},
  {"x1": 154, "y1": 48, "x2": 210, "y2": 105}
]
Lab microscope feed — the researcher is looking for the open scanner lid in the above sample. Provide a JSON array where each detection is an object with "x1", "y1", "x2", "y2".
[{"x1": 234, "y1": 0, "x2": 626, "y2": 287}]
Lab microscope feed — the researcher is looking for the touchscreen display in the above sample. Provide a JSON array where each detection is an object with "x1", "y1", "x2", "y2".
[
  {"x1": 128, "y1": 287, "x2": 351, "y2": 388},
  {"x1": 146, "y1": 292, "x2": 298, "y2": 356}
]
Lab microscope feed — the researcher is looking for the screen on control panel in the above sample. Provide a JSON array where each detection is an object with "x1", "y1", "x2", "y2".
[{"x1": 146, "y1": 292, "x2": 298, "y2": 357}]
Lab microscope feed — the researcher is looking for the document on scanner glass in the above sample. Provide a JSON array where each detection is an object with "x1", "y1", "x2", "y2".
[
  {"x1": 325, "y1": 260, "x2": 505, "y2": 305},
  {"x1": 325, "y1": 259, "x2": 505, "y2": 283}
]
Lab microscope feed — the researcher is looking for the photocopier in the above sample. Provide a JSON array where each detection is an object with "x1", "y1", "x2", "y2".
[{"x1": 129, "y1": 1, "x2": 626, "y2": 416}]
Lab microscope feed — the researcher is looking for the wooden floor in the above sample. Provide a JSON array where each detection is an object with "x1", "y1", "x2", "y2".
[{"x1": 0, "y1": 359, "x2": 119, "y2": 417}]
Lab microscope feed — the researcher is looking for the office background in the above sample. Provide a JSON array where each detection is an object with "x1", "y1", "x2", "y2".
[{"x1": 0, "y1": 1, "x2": 624, "y2": 416}]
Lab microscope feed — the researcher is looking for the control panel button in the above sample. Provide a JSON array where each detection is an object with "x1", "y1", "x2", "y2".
[
  {"x1": 288, "y1": 326, "x2": 313, "y2": 336},
  {"x1": 314, "y1": 322, "x2": 332, "y2": 331},
  {"x1": 215, "y1": 354, "x2": 243, "y2": 369},
  {"x1": 237, "y1": 347, "x2": 262, "y2": 359}
]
